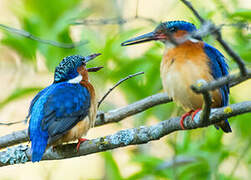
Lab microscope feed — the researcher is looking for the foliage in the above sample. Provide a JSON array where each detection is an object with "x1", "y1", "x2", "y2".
[{"x1": 0, "y1": 0, "x2": 250, "y2": 179}]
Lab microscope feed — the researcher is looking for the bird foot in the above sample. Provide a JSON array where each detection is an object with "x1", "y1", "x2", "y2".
[
  {"x1": 191, "y1": 109, "x2": 201, "y2": 121},
  {"x1": 180, "y1": 110, "x2": 193, "y2": 130},
  {"x1": 76, "y1": 138, "x2": 88, "y2": 152}
]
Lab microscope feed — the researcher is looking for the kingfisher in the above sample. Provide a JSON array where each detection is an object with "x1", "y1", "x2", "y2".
[
  {"x1": 121, "y1": 20, "x2": 231, "y2": 133},
  {"x1": 27, "y1": 53, "x2": 103, "y2": 162}
]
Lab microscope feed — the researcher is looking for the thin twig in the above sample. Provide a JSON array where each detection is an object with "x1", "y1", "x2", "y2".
[
  {"x1": 97, "y1": 71, "x2": 144, "y2": 108},
  {"x1": 0, "y1": 101, "x2": 251, "y2": 167},
  {"x1": 180, "y1": 0, "x2": 205, "y2": 23},
  {"x1": 179, "y1": 0, "x2": 248, "y2": 76},
  {"x1": 0, "y1": 24, "x2": 88, "y2": 49},
  {"x1": 72, "y1": 4, "x2": 157, "y2": 26},
  {"x1": 72, "y1": 16, "x2": 157, "y2": 26},
  {"x1": 72, "y1": 18, "x2": 128, "y2": 25},
  {"x1": 214, "y1": 31, "x2": 247, "y2": 76},
  {"x1": 0, "y1": 120, "x2": 25, "y2": 126}
]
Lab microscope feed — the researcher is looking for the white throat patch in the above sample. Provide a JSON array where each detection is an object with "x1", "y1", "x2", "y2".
[
  {"x1": 68, "y1": 74, "x2": 82, "y2": 84},
  {"x1": 189, "y1": 38, "x2": 199, "y2": 43},
  {"x1": 165, "y1": 41, "x2": 176, "y2": 49}
]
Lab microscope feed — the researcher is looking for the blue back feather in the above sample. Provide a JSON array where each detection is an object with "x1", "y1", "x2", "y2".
[
  {"x1": 26, "y1": 87, "x2": 49, "y2": 120},
  {"x1": 42, "y1": 83, "x2": 90, "y2": 139},
  {"x1": 28, "y1": 85, "x2": 57, "y2": 162},
  {"x1": 28, "y1": 82, "x2": 90, "y2": 162}
]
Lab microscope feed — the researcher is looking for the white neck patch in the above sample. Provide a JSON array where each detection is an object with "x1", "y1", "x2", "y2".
[
  {"x1": 189, "y1": 38, "x2": 199, "y2": 43},
  {"x1": 68, "y1": 74, "x2": 82, "y2": 84}
]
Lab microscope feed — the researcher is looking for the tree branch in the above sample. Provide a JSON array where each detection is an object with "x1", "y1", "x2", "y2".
[
  {"x1": 0, "y1": 93, "x2": 172, "y2": 149},
  {"x1": 191, "y1": 80, "x2": 212, "y2": 124},
  {"x1": 191, "y1": 70, "x2": 251, "y2": 94},
  {"x1": 72, "y1": 16, "x2": 157, "y2": 26},
  {"x1": 0, "y1": 24, "x2": 88, "y2": 49},
  {"x1": 0, "y1": 101, "x2": 250, "y2": 167}
]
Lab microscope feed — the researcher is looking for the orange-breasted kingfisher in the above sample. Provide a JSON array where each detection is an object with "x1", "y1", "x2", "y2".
[
  {"x1": 27, "y1": 53, "x2": 103, "y2": 162},
  {"x1": 121, "y1": 20, "x2": 232, "y2": 133}
]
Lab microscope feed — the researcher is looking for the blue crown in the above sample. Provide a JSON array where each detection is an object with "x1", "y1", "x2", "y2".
[
  {"x1": 54, "y1": 55, "x2": 84, "y2": 83},
  {"x1": 156, "y1": 21, "x2": 197, "y2": 32}
]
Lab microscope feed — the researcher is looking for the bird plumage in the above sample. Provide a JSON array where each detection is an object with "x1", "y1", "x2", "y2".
[
  {"x1": 27, "y1": 54, "x2": 102, "y2": 162},
  {"x1": 121, "y1": 20, "x2": 231, "y2": 133},
  {"x1": 204, "y1": 43, "x2": 231, "y2": 132},
  {"x1": 160, "y1": 41, "x2": 221, "y2": 110}
]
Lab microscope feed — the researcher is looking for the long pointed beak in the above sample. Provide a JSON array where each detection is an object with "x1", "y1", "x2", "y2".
[
  {"x1": 87, "y1": 66, "x2": 104, "y2": 72},
  {"x1": 84, "y1": 53, "x2": 101, "y2": 63},
  {"x1": 121, "y1": 32, "x2": 157, "y2": 46}
]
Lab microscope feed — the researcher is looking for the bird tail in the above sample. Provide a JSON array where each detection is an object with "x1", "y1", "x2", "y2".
[
  {"x1": 31, "y1": 136, "x2": 48, "y2": 162},
  {"x1": 214, "y1": 119, "x2": 232, "y2": 133}
]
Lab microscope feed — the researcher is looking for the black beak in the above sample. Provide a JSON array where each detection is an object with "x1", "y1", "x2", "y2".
[
  {"x1": 121, "y1": 32, "x2": 157, "y2": 46},
  {"x1": 87, "y1": 66, "x2": 104, "y2": 72},
  {"x1": 83, "y1": 53, "x2": 102, "y2": 63}
]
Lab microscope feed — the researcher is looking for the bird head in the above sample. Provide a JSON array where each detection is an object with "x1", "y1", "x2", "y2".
[
  {"x1": 54, "y1": 53, "x2": 103, "y2": 83},
  {"x1": 121, "y1": 21, "x2": 199, "y2": 47}
]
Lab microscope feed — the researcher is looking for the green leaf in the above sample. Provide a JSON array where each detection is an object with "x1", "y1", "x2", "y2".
[{"x1": 230, "y1": 9, "x2": 251, "y2": 20}]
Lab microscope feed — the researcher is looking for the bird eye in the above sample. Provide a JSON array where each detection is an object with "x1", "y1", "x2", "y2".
[{"x1": 169, "y1": 27, "x2": 177, "y2": 33}]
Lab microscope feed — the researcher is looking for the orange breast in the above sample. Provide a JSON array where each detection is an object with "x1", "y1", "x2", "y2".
[{"x1": 160, "y1": 41, "x2": 221, "y2": 111}]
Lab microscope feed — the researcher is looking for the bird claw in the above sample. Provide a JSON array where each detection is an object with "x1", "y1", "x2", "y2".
[
  {"x1": 180, "y1": 110, "x2": 193, "y2": 130},
  {"x1": 191, "y1": 109, "x2": 201, "y2": 121},
  {"x1": 76, "y1": 138, "x2": 88, "y2": 152},
  {"x1": 180, "y1": 109, "x2": 202, "y2": 129}
]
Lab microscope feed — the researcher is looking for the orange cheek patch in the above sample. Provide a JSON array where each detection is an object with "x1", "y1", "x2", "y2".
[{"x1": 174, "y1": 30, "x2": 188, "y2": 38}]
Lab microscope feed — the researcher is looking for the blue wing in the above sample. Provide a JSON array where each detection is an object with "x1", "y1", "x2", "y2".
[
  {"x1": 28, "y1": 82, "x2": 90, "y2": 162},
  {"x1": 204, "y1": 43, "x2": 229, "y2": 106},
  {"x1": 204, "y1": 43, "x2": 232, "y2": 133},
  {"x1": 41, "y1": 83, "x2": 91, "y2": 143}
]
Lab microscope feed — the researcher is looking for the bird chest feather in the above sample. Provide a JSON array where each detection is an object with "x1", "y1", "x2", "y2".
[{"x1": 160, "y1": 42, "x2": 221, "y2": 110}]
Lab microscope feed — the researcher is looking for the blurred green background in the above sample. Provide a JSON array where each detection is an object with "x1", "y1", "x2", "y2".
[{"x1": 0, "y1": 0, "x2": 250, "y2": 179}]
